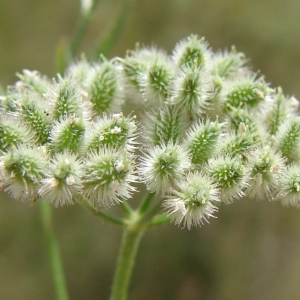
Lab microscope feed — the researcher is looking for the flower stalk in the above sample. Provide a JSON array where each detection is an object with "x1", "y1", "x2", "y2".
[{"x1": 109, "y1": 227, "x2": 144, "y2": 300}]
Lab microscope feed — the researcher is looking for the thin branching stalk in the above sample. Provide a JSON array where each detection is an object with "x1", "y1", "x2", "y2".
[{"x1": 78, "y1": 196, "x2": 127, "y2": 227}]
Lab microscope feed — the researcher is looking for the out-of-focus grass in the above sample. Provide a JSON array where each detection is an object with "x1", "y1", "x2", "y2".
[{"x1": 1, "y1": 0, "x2": 300, "y2": 299}]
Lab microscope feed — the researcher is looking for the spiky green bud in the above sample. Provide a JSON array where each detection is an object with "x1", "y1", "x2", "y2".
[
  {"x1": 50, "y1": 116, "x2": 85, "y2": 153},
  {"x1": 138, "y1": 58, "x2": 174, "y2": 105},
  {"x1": 277, "y1": 164, "x2": 300, "y2": 207},
  {"x1": 206, "y1": 155, "x2": 247, "y2": 204},
  {"x1": 0, "y1": 116, "x2": 34, "y2": 153},
  {"x1": 39, "y1": 151, "x2": 83, "y2": 207},
  {"x1": 0, "y1": 146, "x2": 48, "y2": 200},
  {"x1": 223, "y1": 74, "x2": 268, "y2": 111},
  {"x1": 16, "y1": 69, "x2": 50, "y2": 95},
  {"x1": 246, "y1": 147, "x2": 285, "y2": 200},
  {"x1": 143, "y1": 104, "x2": 188, "y2": 145},
  {"x1": 170, "y1": 65, "x2": 211, "y2": 116},
  {"x1": 184, "y1": 119, "x2": 222, "y2": 166},
  {"x1": 86, "y1": 59, "x2": 123, "y2": 113},
  {"x1": 173, "y1": 35, "x2": 211, "y2": 68},
  {"x1": 20, "y1": 93, "x2": 51, "y2": 145},
  {"x1": 262, "y1": 88, "x2": 290, "y2": 136},
  {"x1": 85, "y1": 112, "x2": 137, "y2": 152},
  {"x1": 275, "y1": 117, "x2": 300, "y2": 162},
  {"x1": 163, "y1": 171, "x2": 219, "y2": 229},
  {"x1": 139, "y1": 142, "x2": 190, "y2": 193},
  {"x1": 83, "y1": 149, "x2": 136, "y2": 207},
  {"x1": 209, "y1": 46, "x2": 247, "y2": 79}
]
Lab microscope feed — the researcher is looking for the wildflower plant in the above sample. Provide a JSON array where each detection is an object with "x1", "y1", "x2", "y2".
[{"x1": 1, "y1": 6, "x2": 300, "y2": 299}]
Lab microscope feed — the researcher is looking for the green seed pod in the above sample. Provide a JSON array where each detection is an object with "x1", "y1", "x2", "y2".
[
  {"x1": 163, "y1": 171, "x2": 219, "y2": 229},
  {"x1": 1, "y1": 145, "x2": 48, "y2": 200},
  {"x1": 206, "y1": 155, "x2": 247, "y2": 204},
  {"x1": 223, "y1": 74, "x2": 268, "y2": 111},
  {"x1": 86, "y1": 59, "x2": 123, "y2": 113},
  {"x1": 20, "y1": 93, "x2": 51, "y2": 145},
  {"x1": 184, "y1": 119, "x2": 222, "y2": 166},
  {"x1": 275, "y1": 117, "x2": 300, "y2": 163},
  {"x1": 209, "y1": 46, "x2": 247, "y2": 79},
  {"x1": 277, "y1": 163, "x2": 300, "y2": 207},
  {"x1": 83, "y1": 148, "x2": 137, "y2": 207},
  {"x1": 84, "y1": 112, "x2": 137, "y2": 153},
  {"x1": 0, "y1": 115, "x2": 34, "y2": 153},
  {"x1": 50, "y1": 116, "x2": 85, "y2": 153},
  {"x1": 173, "y1": 35, "x2": 211, "y2": 68},
  {"x1": 139, "y1": 141, "x2": 191, "y2": 194},
  {"x1": 142, "y1": 104, "x2": 188, "y2": 145},
  {"x1": 170, "y1": 64, "x2": 211, "y2": 116}
]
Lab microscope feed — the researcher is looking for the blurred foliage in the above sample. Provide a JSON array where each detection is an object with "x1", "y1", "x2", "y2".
[{"x1": 1, "y1": 0, "x2": 300, "y2": 299}]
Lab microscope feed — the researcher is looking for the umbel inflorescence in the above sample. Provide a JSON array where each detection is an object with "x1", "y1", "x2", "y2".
[{"x1": 1, "y1": 35, "x2": 300, "y2": 229}]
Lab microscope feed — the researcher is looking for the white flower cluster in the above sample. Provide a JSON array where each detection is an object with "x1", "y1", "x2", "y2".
[{"x1": 1, "y1": 35, "x2": 300, "y2": 228}]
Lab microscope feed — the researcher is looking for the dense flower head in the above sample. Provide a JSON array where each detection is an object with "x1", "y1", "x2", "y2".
[{"x1": 1, "y1": 34, "x2": 300, "y2": 228}]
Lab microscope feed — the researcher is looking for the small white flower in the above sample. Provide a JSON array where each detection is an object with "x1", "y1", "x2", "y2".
[
  {"x1": 115, "y1": 160, "x2": 125, "y2": 172},
  {"x1": 111, "y1": 126, "x2": 122, "y2": 134},
  {"x1": 113, "y1": 112, "x2": 123, "y2": 120}
]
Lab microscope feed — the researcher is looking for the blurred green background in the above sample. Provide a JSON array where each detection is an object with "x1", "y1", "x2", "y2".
[{"x1": 1, "y1": 0, "x2": 300, "y2": 299}]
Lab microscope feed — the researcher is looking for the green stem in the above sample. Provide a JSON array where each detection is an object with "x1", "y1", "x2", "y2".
[
  {"x1": 120, "y1": 201, "x2": 133, "y2": 218},
  {"x1": 138, "y1": 192, "x2": 155, "y2": 214},
  {"x1": 39, "y1": 200, "x2": 69, "y2": 300},
  {"x1": 109, "y1": 192, "x2": 161, "y2": 300},
  {"x1": 110, "y1": 228, "x2": 144, "y2": 300}
]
